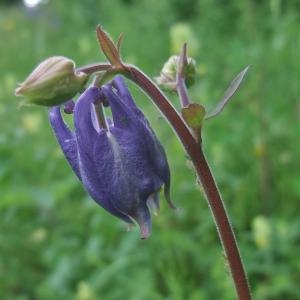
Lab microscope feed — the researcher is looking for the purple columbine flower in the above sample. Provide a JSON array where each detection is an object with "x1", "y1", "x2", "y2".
[{"x1": 49, "y1": 76, "x2": 174, "y2": 239}]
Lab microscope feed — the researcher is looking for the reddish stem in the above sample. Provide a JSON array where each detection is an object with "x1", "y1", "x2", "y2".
[
  {"x1": 125, "y1": 65, "x2": 252, "y2": 300},
  {"x1": 176, "y1": 43, "x2": 190, "y2": 107},
  {"x1": 77, "y1": 62, "x2": 111, "y2": 74}
]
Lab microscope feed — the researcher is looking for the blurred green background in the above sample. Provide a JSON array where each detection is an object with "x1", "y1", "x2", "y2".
[{"x1": 1, "y1": 0, "x2": 300, "y2": 299}]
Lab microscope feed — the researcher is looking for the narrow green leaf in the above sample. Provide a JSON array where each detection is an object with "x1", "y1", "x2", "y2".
[{"x1": 206, "y1": 66, "x2": 250, "y2": 119}]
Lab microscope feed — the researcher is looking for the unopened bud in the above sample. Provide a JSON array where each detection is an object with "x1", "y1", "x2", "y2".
[
  {"x1": 155, "y1": 55, "x2": 196, "y2": 91},
  {"x1": 15, "y1": 56, "x2": 89, "y2": 107}
]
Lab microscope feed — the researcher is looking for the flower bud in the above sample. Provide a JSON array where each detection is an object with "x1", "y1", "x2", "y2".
[
  {"x1": 15, "y1": 56, "x2": 89, "y2": 107},
  {"x1": 155, "y1": 55, "x2": 196, "y2": 91}
]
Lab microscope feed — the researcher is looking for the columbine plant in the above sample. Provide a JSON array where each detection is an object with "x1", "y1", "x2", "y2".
[{"x1": 15, "y1": 26, "x2": 252, "y2": 299}]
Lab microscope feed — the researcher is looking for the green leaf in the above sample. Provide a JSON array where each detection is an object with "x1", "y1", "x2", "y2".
[
  {"x1": 96, "y1": 26, "x2": 123, "y2": 68},
  {"x1": 206, "y1": 66, "x2": 250, "y2": 119},
  {"x1": 181, "y1": 103, "x2": 206, "y2": 129}
]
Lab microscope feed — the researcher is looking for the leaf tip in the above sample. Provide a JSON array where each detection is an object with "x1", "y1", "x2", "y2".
[{"x1": 96, "y1": 25, "x2": 123, "y2": 68}]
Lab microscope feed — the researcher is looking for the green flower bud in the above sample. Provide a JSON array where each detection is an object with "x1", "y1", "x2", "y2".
[
  {"x1": 155, "y1": 55, "x2": 196, "y2": 91},
  {"x1": 15, "y1": 56, "x2": 89, "y2": 107}
]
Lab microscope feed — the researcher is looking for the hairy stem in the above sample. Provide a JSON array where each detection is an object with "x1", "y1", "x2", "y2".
[{"x1": 125, "y1": 65, "x2": 252, "y2": 300}]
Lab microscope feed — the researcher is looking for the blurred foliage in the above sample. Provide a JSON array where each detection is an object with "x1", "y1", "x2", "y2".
[{"x1": 1, "y1": 0, "x2": 300, "y2": 299}]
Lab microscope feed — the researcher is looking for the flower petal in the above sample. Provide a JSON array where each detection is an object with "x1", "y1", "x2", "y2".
[
  {"x1": 102, "y1": 86, "x2": 135, "y2": 129},
  {"x1": 94, "y1": 126, "x2": 154, "y2": 238},
  {"x1": 105, "y1": 79, "x2": 175, "y2": 208},
  {"x1": 112, "y1": 76, "x2": 132, "y2": 104},
  {"x1": 48, "y1": 105, "x2": 81, "y2": 180},
  {"x1": 74, "y1": 87, "x2": 100, "y2": 146},
  {"x1": 135, "y1": 204, "x2": 152, "y2": 239},
  {"x1": 112, "y1": 76, "x2": 146, "y2": 120},
  {"x1": 143, "y1": 127, "x2": 175, "y2": 209},
  {"x1": 74, "y1": 87, "x2": 133, "y2": 224},
  {"x1": 146, "y1": 192, "x2": 160, "y2": 216}
]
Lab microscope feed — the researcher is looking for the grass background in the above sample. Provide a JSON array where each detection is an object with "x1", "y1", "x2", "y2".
[{"x1": 1, "y1": 0, "x2": 300, "y2": 299}]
